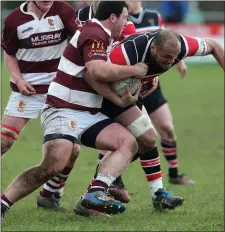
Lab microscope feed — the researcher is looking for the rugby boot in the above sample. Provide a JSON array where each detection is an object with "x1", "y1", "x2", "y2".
[
  {"x1": 108, "y1": 176, "x2": 130, "y2": 203},
  {"x1": 80, "y1": 191, "x2": 126, "y2": 215},
  {"x1": 152, "y1": 188, "x2": 184, "y2": 210}
]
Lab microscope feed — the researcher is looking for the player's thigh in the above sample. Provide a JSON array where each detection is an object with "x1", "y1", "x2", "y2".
[
  {"x1": 149, "y1": 103, "x2": 174, "y2": 135},
  {"x1": 42, "y1": 139, "x2": 74, "y2": 173},
  {"x1": 143, "y1": 86, "x2": 167, "y2": 116},
  {"x1": 115, "y1": 105, "x2": 156, "y2": 139},
  {"x1": 80, "y1": 112, "x2": 137, "y2": 151},
  {"x1": 2, "y1": 115, "x2": 29, "y2": 133}
]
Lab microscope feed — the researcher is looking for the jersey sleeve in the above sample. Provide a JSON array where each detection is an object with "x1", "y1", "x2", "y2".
[
  {"x1": 122, "y1": 21, "x2": 136, "y2": 36},
  {"x1": 1, "y1": 17, "x2": 19, "y2": 55},
  {"x1": 59, "y1": 2, "x2": 78, "y2": 36},
  {"x1": 81, "y1": 29, "x2": 108, "y2": 63},
  {"x1": 181, "y1": 36, "x2": 208, "y2": 57},
  {"x1": 110, "y1": 40, "x2": 137, "y2": 65}
]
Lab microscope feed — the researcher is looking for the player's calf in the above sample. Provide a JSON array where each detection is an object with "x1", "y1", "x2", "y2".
[{"x1": 1, "y1": 125, "x2": 20, "y2": 156}]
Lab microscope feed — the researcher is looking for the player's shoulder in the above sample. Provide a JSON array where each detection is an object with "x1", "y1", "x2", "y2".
[
  {"x1": 81, "y1": 21, "x2": 109, "y2": 40},
  {"x1": 76, "y1": 5, "x2": 91, "y2": 22},
  {"x1": 4, "y1": 4, "x2": 31, "y2": 28},
  {"x1": 52, "y1": 1, "x2": 74, "y2": 12}
]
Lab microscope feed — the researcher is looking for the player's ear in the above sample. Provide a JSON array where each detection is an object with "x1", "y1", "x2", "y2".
[
  {"x1": 110, "y1": 13, "x2": 117, "y2": 24},
  {"x1": 151, "y1": 43, "x2": 157, "y2": 56}
]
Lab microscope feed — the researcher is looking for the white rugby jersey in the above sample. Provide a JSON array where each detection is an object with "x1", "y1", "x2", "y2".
[{"x1": 1, "y1": 1, "x2": 78, "y2": 93}]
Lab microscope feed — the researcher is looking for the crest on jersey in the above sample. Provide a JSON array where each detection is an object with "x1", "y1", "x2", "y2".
[
  {"x1": 18, "y1": 101, "x2": 26, "y2": 112},
  {"x1": 70, "y1": 121, "x2": 76, "y2": 130},
  {"x1": 48, "y1": 18, "x2": 55, "y2": 29}
]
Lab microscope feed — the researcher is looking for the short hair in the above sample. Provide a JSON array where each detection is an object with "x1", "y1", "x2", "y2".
[
  {"x1": 94, "y1": 1, "x2": 128, "y2": 20},
  {"x1": 153, "y1": 29, "x2": 181, "y2": 50}
]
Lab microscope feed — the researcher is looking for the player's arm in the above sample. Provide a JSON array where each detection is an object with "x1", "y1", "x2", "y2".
[
  {"x1": 182, "y1": 36, "x2": 224, "y2": 71},
  {"x1": 83, "y1": 35, "x2": 147, "y2": 82},
  {"x1": 205, "y1": 38, "x2": 224, "y2": 71},
  {"x1": 60, "y1": 1, "x2": 79, "y2": 36},
  {"x1": 81, "y1": 32, "x2": 144, "y2": 106},
  {"x1": 84, "y1": 70, "x2": 141, "y2": 107},
  {"x1": 1, "y1": 19, "x2": 35, "y2": 95},
  {"x1": 85, "y1": 60, "x2": 147, "y2": 82}
]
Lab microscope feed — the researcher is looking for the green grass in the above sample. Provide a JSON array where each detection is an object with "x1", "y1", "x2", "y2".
[{"x1": 1, "y1": 63, "x2": 224, "y2": 231}]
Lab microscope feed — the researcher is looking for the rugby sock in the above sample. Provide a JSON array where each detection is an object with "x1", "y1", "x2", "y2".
[
  {"x1": 40, "y1": 167, "x2": 72, "y2": 198},
  {"x1": 161, "y1": 142, "x2": 178, "y2": 178},
  {"x1": 84, "y1": 151, "x2": 122, "y2": 194},
  {"x1": 1, "y1": 195, "x2": 13, "y2": 210},
  {"x1": 88, "y1": 173, "x2": 116, "y2": 193},
  {"x1": 139, "y1": 146, "x2": 163, "y2": 199}
]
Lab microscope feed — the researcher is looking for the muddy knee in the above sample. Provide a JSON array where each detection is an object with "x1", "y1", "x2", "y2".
[
  {"x1": 67, "y1": 144, "x2": 81, "y2": 167},
  {"x1": 1, "y1": 125, "x2": 19, "y2": 155}
]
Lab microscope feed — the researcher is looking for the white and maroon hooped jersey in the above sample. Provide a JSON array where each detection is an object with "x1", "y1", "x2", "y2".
[
  {"x1": 110, "y1": 30, "x2": 208, "y2": 82},
  {"x1": 46, "y1": 19, "x2": 111, "y2": 113},
  {"x1": 1, "y1": 1, "x2": 78, "y2": 94}
]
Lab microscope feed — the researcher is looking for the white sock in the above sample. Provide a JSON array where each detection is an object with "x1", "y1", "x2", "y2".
[{"x1": 149, "y1": 178, "x2": 163, "y2": 199}]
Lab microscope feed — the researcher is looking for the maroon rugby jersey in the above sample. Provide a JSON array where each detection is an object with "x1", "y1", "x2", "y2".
[
  {"x1": 1, "y1": 1, "x2": 78, "y2": 94},
  {"x1": 46, "y1": 18, "x2": 112, "y2": 113}
]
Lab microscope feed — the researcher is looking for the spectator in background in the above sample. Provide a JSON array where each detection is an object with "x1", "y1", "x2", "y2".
[
  {"x1": 72, "y1": 1, "x2": 92, "y2": 10},
  {"x1": 160, "y1": 0, "x2": 189, "y2": 23}
]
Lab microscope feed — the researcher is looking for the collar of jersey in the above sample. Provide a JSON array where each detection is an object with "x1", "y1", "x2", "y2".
[
  {"x1": 20, "y1": 2, "x2": 50, "y2": 20},
  {"x1": 91, "y1": 18, "x2": 111, "y2": 37},
  {"x1": 128, "y1": 7, "x2": 144, "y2": 24}
]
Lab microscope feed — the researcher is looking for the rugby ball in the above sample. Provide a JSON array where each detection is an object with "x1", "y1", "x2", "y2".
[{"x1": 110, "y1": 77, "x2": 141, "y2": 97}]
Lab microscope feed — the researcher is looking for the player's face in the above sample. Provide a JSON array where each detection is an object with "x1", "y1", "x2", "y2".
[
  {"x1": 111, "y1": 7, "x2": 128, "y2": 37},
  {"x1": 35, "y1": 1, "x2": 53, "y2": 12},
  {"x1": 155, "y1": 44, "x2": 181, "y2": 69},
  {"x1": 126, "y1": 1, "x2": 141, "y2": 14}
]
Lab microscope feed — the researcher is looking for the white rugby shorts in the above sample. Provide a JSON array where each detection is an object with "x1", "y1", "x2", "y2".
[
  {"x1": 4, "y1": 92, "x2": 46, "y2": 119},
  {"x1": 41, "y1": 105, "x2": 109, "y2": 142}
]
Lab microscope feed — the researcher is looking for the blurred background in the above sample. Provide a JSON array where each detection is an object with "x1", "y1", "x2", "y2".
[{"x1": 1, "y1": 1, "x2": 224, "y2": 64}]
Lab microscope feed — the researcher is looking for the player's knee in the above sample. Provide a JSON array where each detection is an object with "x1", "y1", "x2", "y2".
[
  {"x1": 120, "y1": 134, "x2": 138, "y2": 157},
  {"x1": 1, "y1": 125, "x2": 19, "y2": 155},
  {"x1": 71, "y1": 144, "x2": 81, "y2": 159},
  {"x1": 138, "y1": 128, "x2": 157, "y2": 152},
  {"x1": 126, "y1": 115, "x2": 157, "y2": 151},
  {"x1": 160, "y1": 123, "x2": 177, "y2": 144}
]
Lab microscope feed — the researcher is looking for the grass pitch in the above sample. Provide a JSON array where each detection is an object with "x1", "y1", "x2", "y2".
[{"x1": 1, "y1": 63, "x2": 224, "y2": 231}]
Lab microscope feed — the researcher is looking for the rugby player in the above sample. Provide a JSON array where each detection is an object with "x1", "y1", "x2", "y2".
[
  {"x1": 1, "y1": 0, "x2": 82, "y2": 210},
  {"x1": 74, "y1": 28, "x2": 224, "y2": 216},
  {"x1": 1, "y1": 1, "x2": 149, "y2": 219}
]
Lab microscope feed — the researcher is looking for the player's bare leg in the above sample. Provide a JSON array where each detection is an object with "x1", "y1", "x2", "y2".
[
  {"x1": 1, "y1": 115, "x2": 29, "y2": 156},
  {"x1": 149, "y1": 103, "x2": 195, "y2": 185},
  {"x1": 1, "y1": 139, "x2": 74, "y2": 218},
  {"x1": 37, "y1": 144, "x2": 81, "y2": 209},
  {"x1": 79, "y1": 122, "x2": 138, "y2": 215},
  {"x1": 75, "y1": 106, "x2": 183, "y2": 216}
]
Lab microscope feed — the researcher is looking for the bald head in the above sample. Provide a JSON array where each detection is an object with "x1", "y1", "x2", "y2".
[
  {"x1": 153, "y1": 29, "x2": 181, "y2": 53},
  {"x1": 151, "y1": 29, "x2": 182, "y2": 69}
]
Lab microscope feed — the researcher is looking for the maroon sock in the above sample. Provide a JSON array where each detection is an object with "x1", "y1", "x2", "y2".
[
  {"x1": 1, "y1": 194, "x2": 13, "y2": 208},
  {"x1": 88, "y1": 180, "x2": 108, "y2": 193}
]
